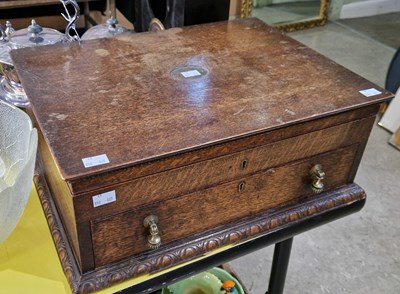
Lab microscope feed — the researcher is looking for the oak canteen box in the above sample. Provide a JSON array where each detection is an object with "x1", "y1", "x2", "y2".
[{"x1": 11, "y1": 18, "x2": 392, "y2": 293}]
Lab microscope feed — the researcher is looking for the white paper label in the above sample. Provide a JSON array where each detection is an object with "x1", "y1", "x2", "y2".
[
  {"x1": 92, "y1": 190, "x2": 116, "y2": 208},
  {"x1": 181, "y1": 70, "x2": 201, "y2": 78},
  {"x1": 359, "y1": 88, "x2": 382, "y2": 97},
  {"x1": 82, "y1": 154, "x2": 109, "y2": 168}
]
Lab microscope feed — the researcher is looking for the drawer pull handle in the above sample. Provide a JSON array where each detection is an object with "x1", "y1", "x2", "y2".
[
  {"x1": 143, "y1": 215, "x2": 161, "y2": 249},
  {"x1": 310, "y1": 164, "x2": 325, "y2": 193}
]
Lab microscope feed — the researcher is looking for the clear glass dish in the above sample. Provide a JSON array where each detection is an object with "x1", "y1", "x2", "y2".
[{"x1": 0, "y1": 100, "x2": 38, "y2": 244}]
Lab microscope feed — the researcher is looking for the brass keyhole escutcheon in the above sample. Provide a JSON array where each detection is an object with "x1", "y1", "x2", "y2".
[
  {"x1": 143, "y1": 215, "x2": 161, "y2": 249},
  {"x1": 238, "y1": 181, "x2": 246, "y2": 192},
  {"x1": 309, "y1": 164, "x2": 325, "y2": 193},
  {"x1": 241, "y1": 159, "x2": 248, "y2": 169}
]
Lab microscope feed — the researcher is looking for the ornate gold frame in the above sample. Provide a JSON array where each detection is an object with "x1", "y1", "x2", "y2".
[{"x1": 240, "y1": 0, "x2": 329, "y2": 32}]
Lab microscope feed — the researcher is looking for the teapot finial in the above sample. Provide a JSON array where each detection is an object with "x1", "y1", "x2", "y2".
[{"x1": 5, "y1": 21, "x2": 15, "y2": 38}]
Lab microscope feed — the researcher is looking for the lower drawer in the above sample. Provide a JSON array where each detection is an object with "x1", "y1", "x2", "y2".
[{"x1": 91, "y1": 145, "x2": 358, "y2": 267}]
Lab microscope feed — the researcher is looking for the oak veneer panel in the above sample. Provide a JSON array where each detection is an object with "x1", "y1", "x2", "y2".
[
  {"x1": 74, "y1": 116, "x2": 374, "y2": 222},
  {"x1": 70, "y1": 106, "x2": 378, "y2": 194},
  {"x1": 36, "y1": 129, "x2": 82, "y2": 265},
  {"x1": 11, "y1": 18, "x2": 391, "y2": 182},
  {"x1": 27, "y1": 105, "x2": 96, "y2": 272},
  {"x1": 35, "y1": 127, "x2": 96, "y2": 272},
  {"x1": 91, "y1": 145, "x2": 358, "y2": 266},
  {"x1": 11, "y1": 17, "x2": 393, "y2": 283}
]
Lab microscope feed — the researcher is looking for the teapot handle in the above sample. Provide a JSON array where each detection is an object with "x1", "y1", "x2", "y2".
[{"x1": 60, "y1": 0, "x2": 81, "y2": 42}]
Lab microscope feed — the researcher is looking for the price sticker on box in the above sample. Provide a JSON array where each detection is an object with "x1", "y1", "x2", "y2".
[
  {"x1": 82, "y1": 154, "x2": 110, "y2": 168},
  {"x1": 92, "y1": 190, "x2": 116, "y2": 208}
]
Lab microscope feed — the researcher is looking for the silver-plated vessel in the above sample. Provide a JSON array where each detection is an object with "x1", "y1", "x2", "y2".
[
  {"x1": 0, "y1": 0, "x2": 80, "y2": 108},
  {"x1": 0, "y1": 20, "x2": 66, "y2": 107},
  {"x1": 82, "y1": 16, "x2": 130, "y2": 40},
  {"x1": 81, "y1": 0, "x2": 130, "y2": 41}
]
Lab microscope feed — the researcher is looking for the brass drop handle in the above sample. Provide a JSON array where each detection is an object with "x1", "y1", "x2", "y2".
[
  {"x1": 309, "y1": 164, "x2": 325, "y2": 193},
  {"x1": 143, "y1": 215, "x2": 161, "y2": 249}
]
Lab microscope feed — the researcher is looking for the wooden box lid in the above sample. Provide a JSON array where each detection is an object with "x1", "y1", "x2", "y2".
[{"x1": 11, "y1": 18, "x2": 391, "y2": 181}]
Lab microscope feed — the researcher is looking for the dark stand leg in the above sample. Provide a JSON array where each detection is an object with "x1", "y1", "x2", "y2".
[
  {"x1": 164, "y1": 0, "x2": 184, "y2": 29},
  {"x1": 135, "y1": 0, "x2": 155, "y2": 32},
  {"x1": 266, "y1": 237, "x2": 294, "y2": 294}
]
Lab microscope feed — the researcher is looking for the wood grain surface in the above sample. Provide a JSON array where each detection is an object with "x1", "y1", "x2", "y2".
[
  {"x1": 91, "y1": 145, "x2": 358, "y2": 266},
  {"x1": 34, "y1": 162, "x2": 367, "y2": 293},
  {"x1": 16, "y1": 18, "x2": 391, "y2": 284},
  {"x1": 68, "y1": 105, "x2": 379, "y2": 194},
  {"x1": 11, "y1": 18, "x2": 393, "y2": 180},
  {"x1": 74, "y1": 116, "x2": 374, "y2": 222}
]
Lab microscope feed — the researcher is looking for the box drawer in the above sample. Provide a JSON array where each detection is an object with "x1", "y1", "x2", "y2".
[
  {"x1": 77, "y1": 118, "x2": 373, "y2": 222},
  {"x1": 91, "y1": 145, "x2": 358, "y2": 267}
]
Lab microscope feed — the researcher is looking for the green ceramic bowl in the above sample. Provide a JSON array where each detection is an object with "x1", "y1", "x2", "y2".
[
  {"x1": 208, "y1": 268, "x2": 244, "y2": 294},
  {"x1": 161, "y1": 267, "x2": 245, "y2": 294},
  {"x1": 164, "y1": 271, "x2": 222, "y2": 294}
]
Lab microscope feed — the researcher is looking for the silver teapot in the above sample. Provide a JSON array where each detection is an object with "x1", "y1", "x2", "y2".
[
  {"x1": 81, "y1": 0, "x2": 130, "y2": 40},
  {"x1": 81, "y1": 16, "x2": 130, "y2": 40}
]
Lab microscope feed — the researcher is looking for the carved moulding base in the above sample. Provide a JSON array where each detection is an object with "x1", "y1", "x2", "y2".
[{"x1": 33, "y1": 162, "x2": 366, "y2": 294}]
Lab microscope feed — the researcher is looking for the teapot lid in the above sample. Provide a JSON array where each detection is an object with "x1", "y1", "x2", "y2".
[
  {"x1": 81, "y1": 17, "x2": 130, "y2": 40},
  {"x1": 9, "y1": 20, "x2": 65, "y2": 49}
]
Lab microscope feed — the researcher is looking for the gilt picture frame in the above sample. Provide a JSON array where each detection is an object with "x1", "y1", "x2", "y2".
[{"x1": 240, "y1": 0, "x2": 329, "y2": 32}]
